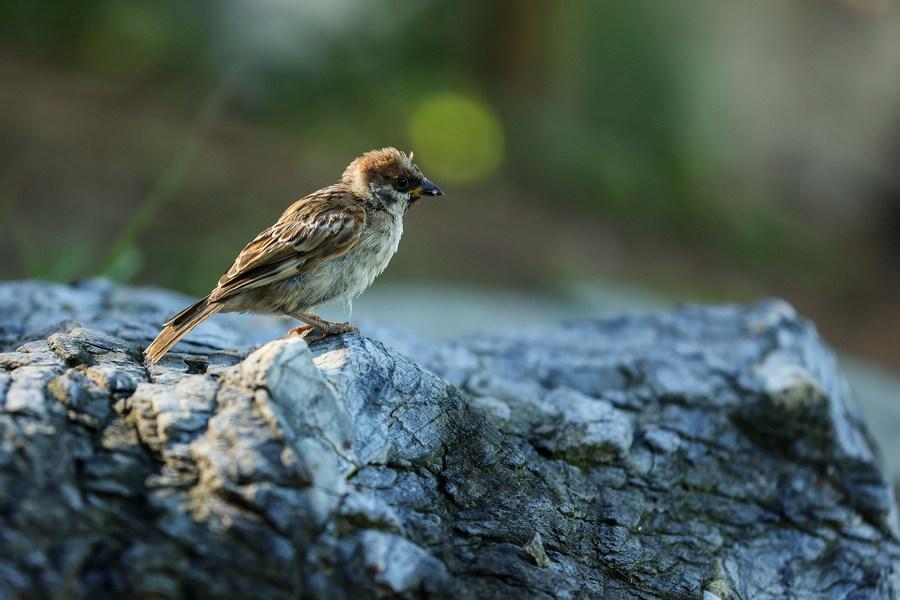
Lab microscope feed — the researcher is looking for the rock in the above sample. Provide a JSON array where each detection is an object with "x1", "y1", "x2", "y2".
[
  {"x1": 0, "y1": 280, "x2": 897, "y2": 599},
  {"x1": 523, "y1": 532, "x2": 550, "y2": 568}
]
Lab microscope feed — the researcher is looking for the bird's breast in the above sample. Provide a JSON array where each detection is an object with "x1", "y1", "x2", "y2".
[
  {"x1": 354, "y1": 216, "x2": 402, "y2": 268},
  {"x1": 291, "y1": 209, "x2": 404, "y2": 307},
  {"x1": 345, "y1": 211, "x2": 404, "y2": 288}
]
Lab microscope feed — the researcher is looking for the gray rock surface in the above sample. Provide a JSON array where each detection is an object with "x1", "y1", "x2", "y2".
[{"x1": 0, "y1": 279, "x2": 898, "y2": 599}]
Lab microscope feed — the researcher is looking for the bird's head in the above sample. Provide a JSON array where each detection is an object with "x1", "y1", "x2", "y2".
[{"x1": 341, "y1": 147, "x2": 443, "y2": 209}]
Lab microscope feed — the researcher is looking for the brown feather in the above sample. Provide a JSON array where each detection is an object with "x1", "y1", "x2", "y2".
[
  {"x1": 209, "y1": 188, "x2": 365, "y2": 302},
  {"x1": 144, "y1": 296, "x2": 222, "y2": 363}
]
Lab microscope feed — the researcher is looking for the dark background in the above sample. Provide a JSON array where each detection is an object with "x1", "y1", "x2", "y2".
[{"x1": 2, "y1": 0, "x2": 899, "y2": 374}]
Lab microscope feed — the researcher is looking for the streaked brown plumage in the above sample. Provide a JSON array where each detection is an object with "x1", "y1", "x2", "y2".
[{"x1": 144, "y1": 147, "x2": 443, "y2": 363}]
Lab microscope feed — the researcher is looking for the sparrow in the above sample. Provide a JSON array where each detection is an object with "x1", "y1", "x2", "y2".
[{"x1": 144, "y1": 147, "x2": 443, "y2": 363}]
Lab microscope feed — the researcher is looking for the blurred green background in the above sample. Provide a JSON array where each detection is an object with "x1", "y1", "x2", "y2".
[{"x1": 1, "y1": 0, "x2": 900, "y2": 374}]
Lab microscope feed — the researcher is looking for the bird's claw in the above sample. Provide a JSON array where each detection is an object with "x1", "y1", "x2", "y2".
[
  {"x1": 286, "y1": 322, "x2": 359, "y2": 344},
  {"x1": 286, "y1": 324, "x2": 315, "y2": 338},
  {"x1": 324, "y1": 321, "x2": 359, "y2": 335}
]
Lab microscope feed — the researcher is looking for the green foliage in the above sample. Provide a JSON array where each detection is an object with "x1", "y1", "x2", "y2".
[{"x1": 0, "y1": 0, "x2": 854, "y2": 299}]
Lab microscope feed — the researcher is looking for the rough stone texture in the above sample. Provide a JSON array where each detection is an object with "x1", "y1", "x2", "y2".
[{"x1": 0, "y1": 279, "x2": 898, "y2": 599}]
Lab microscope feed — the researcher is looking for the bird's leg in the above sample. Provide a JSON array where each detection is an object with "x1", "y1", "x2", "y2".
[{"x1": 288, "y1": 310, "x2": 359, "y2": 342}]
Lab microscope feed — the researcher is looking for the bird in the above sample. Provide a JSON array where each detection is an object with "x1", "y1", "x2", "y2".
[{"x1": 144, "y1": 147, "x2": 443, "y2": 363}]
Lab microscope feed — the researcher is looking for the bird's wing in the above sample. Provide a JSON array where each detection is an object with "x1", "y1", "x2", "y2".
[{"x1": 209, "y1": 189, "x2": 365, "y2": 303}]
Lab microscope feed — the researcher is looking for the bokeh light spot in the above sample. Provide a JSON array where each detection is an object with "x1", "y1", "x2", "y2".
[{"x1": 408, "y1": 93, "x2": 504, "y2": 185}]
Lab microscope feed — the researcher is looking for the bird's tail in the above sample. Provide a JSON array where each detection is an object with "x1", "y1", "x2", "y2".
[{"x1": 144, "y1": 295, "x2": 222, "y2": 363}]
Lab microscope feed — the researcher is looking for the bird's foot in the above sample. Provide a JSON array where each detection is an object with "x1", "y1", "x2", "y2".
[
  {"x1": 288, "y1": 321, "x2": 359, "y2": 344},
  {"x1": 322, "y1": 321, "x2": 359, "y2": 335},
  {"x1": 309, "y1": 321, "x2": 359, "y2": 342},
  {"x1": 286, "y1": 324, "x2": 315, "y2": 338}
]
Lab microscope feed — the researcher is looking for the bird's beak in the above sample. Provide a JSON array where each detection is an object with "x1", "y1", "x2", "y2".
[{"x1": 411, "y1": 179, "x2": 443, "y2": 199}]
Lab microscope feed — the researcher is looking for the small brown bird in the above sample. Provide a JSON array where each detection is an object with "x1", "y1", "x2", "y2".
[{"x1": 144, "y1": 147, "x2": 442, "y2": 363}]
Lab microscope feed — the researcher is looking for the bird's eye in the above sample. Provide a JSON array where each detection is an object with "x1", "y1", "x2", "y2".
[{"x1": 395, "y1": 176, "x2": 409, "y2": 190}]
